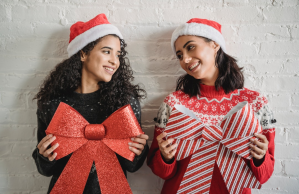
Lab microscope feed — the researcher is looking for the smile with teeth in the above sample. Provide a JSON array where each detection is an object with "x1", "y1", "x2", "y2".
[
  {"x1": 104, "y1": 67, "x2": 114, "y2": 72},
  {"x1": 189, "y1": 62, "x2": 200, "y2": 71}
]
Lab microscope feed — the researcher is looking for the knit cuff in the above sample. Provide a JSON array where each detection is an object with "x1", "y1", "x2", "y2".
[
  {"x1": 155, "y1": 149, "x2": 177, "y2": 175},
  {"x1": 250, "y1": 150, "x2": 270, "y2": 180}
]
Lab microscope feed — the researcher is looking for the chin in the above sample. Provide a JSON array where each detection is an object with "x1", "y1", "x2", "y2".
[{"x1": 103, "y1": 77, "x2": 113, "y2": 83}]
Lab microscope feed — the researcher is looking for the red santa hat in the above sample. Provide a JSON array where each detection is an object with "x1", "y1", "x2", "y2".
[
  {"x1": 67, "y1": 13, "x2": 123, "y2": 57},
  {"x1": 171, "y1": 18, "x2": 226, "y2": 54}
]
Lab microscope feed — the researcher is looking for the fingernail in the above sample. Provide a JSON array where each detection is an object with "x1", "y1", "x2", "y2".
[
  {"x1": 56, "y1": 143, "x2": 59, "y2": 146},
  {"x1": 137, "y1": 134, "x2": 141, "y2": 137},
  {"x1": 49, "y1": 134, "x2": 53, "y2": 137},
  {"x1": 128, "y1": 142, "x2": 132, "y2": 145},
  {"x1": 52, "y1": 136, "x2": 56, "y2": 140},
  {"x1": 254, "y1": 133, "x2": 257, "y2": 136},
  {"x1": 131, "y1": 138, "x2": 134, "y2": 141}
]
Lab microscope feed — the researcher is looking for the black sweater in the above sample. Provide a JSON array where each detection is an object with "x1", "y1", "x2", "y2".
[{"x1": 32, "y1": 89, "x2": 149, "y2": 194}]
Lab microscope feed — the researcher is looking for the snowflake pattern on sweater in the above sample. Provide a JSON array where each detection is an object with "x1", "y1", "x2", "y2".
[{"x1": 155, "y1": 88, "x2": 274, "y2": 132}]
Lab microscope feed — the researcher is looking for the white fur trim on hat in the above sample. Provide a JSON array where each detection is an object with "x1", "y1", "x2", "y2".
[
  {"x1": 171, "y1": 23, "x2": 226, "y2": 55},
  {"x1": 67, "y1": 24, "x2": 123, "y2": 57}
]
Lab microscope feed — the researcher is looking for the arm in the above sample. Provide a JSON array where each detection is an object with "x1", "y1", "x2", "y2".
[
  {"x1": 32, "y1": 111, "x2": 57, "y2": 177},
  {"x1": 250, "y1": 104, "x2": 276, "y2": 184},
  {"x1": 147, "y1": 102, "x2": 178, "y2": 180},
  {"x1": 117, "y1": 97, "x2": 149, "y2": 173}
]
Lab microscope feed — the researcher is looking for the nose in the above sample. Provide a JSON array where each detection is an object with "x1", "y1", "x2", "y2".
[
  {"x1": 109, "y1": 54, "x2": 119, "y2": 65},
  {"x1": 183, "y1": 54, "x2": 192, "y2": 64}
]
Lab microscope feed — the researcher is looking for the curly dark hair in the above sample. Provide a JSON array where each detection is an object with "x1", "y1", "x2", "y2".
[
  {"x1": 34, "y1": 34, "x2": 146, "y2": 114},
  {"x1": 176, "y1": 37, "x2": 244, "y2": 97}
]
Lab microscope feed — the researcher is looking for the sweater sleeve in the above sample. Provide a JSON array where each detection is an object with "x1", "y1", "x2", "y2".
[
  {"x1": 32, "y1": 109, "x2": 57, "y2": 177},
  {"x1": 250, "y1": 103, "x2": 276, "y2": 184},
  {"x1": 147, "y1": 102, "x2": 178, "y2": 180},
  {"x1": 116, "y1": 97, "x2": 149, "y2": 173}
]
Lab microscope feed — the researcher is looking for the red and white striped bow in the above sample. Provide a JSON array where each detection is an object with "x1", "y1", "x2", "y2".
[{"x1": 164, "y1": 102, "x2": 262, "y2": 194}]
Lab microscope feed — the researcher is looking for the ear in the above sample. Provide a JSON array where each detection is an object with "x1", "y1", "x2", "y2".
[
  {"x1": 80, "y1": 50, "x2": 87, "y2": 62},
  {"x1": 211, "y1": 41, "x2": 220, "y2": 53}
]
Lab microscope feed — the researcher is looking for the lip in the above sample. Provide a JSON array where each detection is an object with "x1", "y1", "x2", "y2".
[
  {"x1": 103, "y1": 66, "x2": 115, "y2": 75},
  {"x1": 187, "y1": 61, "x2": 200, "y2": 72}
]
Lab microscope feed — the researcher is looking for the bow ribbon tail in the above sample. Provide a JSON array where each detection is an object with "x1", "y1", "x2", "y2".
[
  {"x1": 216, "y1": 143, "x2": 261, "y2": 194},
  {"x1": 50, "y1": 142, "x2": 94, "y2": 194},
  {"x1": 94, "y1": 141, "x2": 132, "y2": 194}
]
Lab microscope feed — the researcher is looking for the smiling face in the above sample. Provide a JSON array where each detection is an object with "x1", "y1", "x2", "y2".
[
  {"x1": 81, "y1": 35, "x2": 121, "y2": 83},
  {"x1": 174, "y1": 35, "x2": 220, "y2": 85}
]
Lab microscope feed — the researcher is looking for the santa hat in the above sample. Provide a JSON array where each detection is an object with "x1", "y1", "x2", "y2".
[
  {"x1": 67, "y1": 13, "x2": 123, "y2": 57},
  {"x1": 171, "y1": 18, "x2": 226, "y2": 54}
]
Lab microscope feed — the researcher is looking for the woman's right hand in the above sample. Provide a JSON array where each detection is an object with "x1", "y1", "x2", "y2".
[
  {"x1": 156, "y1": 132, "x2": 177, "y2": 163},
  {"x1": 37, "y1": 134, "x2": 59, "y2": 161}
]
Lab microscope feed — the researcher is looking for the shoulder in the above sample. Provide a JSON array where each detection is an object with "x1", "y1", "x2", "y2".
[
  {"x1": 163, "y1": 90, "x2": 190, "y2": 108},
  {"x1": 240, "y1": 88, "x2": 268, "y2": 113},
  {"x1": 155, "y1": 90, "x2": 188, "y2": 128},
  {"x1": 36, "y1": 97, "x2": 65, "y2": 125}
]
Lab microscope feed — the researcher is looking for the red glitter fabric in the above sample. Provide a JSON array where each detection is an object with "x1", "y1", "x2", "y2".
[
  {"x1": 164, "y1": 102, "x2": 262, "y2": 193},
  {"x1": 45, "y1": 102, "x2": 144, "y2": 194}
]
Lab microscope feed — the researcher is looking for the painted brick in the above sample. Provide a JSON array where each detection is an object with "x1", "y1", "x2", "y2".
[
  {"x1": 263, "y1": 7, "x2": 299, "y2": 23},
  {"x1": 262, "y1": 76, "x2": 299, "y2": 92},
  {"x1": 274, "y1": 111, "x2": 299, "y2": 125},
  {"x1": 285, "y1": 160, "x2": 299, "y2": 176},
  {"x1": 288, "y1": 127, "x2": 299, "y2": 143},
  {"x1": 12, "y1": 5, "x2": 61, "y2": 23},
  {"x1": 275, "y1": 144, "x2": 299, "y2": 159},
  {"x1": 111, "y1": 8, "x2": 160, "y2": 25},
  {"x1": 64, "y1": 6, "x2": 109, "y2": 23},
  {"x1": 260, "y1": 41, "x2": 299, "y2": 57},
  {"x1": 0, "y1": 125, "x2": 36, "y2": 141},
  {"x1": 1, "y1": 1, "x2": 299, "y2": 193}
]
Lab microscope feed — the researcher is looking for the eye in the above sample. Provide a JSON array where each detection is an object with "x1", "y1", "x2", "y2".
[
  {"x1": 187, "y1": 45, "x2": 195, "y2": 51},
  {"x1": 176, "y1": 53, "x2": 183, "y2": 60},
  {"x1": 103, "y1": 50, "x2": 110, "y2": 54}
]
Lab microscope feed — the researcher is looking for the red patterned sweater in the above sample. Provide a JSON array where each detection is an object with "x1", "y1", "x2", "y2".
[{"x1": 147, "y1": 84, "x2": 275, "y2": 194}]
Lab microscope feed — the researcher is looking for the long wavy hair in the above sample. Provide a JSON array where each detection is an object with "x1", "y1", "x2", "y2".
[
  {"x1": 34, "y1": 34, "x2": 146, "y2": 114},
  {"x1": 176, "y1": 37, "x2": 244, "y2": 97}
]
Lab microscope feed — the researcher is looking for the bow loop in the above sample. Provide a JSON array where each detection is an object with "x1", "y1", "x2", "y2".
[{"x1": 84, "y1": 124, "x2": 105, "y2": 140}]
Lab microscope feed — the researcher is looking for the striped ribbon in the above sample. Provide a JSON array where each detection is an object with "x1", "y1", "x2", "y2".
[{"x1": 164, "y1": 102, "x2": 262, "y2": 194}]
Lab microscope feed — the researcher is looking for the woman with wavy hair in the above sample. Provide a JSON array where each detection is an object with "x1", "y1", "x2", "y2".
[
  {"x1": 147, "y1": 18, "x2": 275, "y2": 194},
  {"x1": 32, "y1": 14, "x2": 148, "y2": 194}
]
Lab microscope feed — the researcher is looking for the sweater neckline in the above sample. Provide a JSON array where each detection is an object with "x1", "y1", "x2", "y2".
[
  {"x1": 199, "y1": 84, "x2": 227, "y2": 98},
  {"x1": 66, "y1": 88, "x2": 102, "y2": 106}
]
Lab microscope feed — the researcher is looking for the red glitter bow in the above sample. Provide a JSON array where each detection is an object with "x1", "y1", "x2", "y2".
[
  {"x1": 164, "y1": 102, "x2": 262, "y2": 194},
  {"x1": 45, "y1": 102, "x2": 144, "y2": 194}
]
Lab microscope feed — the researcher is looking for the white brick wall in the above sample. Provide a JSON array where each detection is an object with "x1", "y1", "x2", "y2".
[{"x1": 0, "y1": 0, "x2": 298, "y2": 193}]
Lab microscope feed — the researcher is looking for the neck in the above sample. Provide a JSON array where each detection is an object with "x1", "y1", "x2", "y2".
[
  {"x1": 200, "y1": 67, "x2": 219, "y2": 86},
  {"x1": 75, "y1": 70, "x2": 100, "y2": 94}
]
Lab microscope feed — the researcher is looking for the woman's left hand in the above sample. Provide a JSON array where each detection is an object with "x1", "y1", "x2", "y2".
[
  {"x1": 128, "y1": 134, "x2": 149, "y2": 155},
  {"x1": 249, "y1": 133, "x2": 269, "y2": 166}
]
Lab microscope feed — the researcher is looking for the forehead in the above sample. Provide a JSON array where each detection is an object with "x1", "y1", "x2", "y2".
[{"x1": 174, "y1": 35, "x2": 205, "y2": 50}]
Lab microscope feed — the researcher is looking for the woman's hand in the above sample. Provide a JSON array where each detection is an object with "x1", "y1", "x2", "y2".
[
  {"x1": 156, "y1": 132, "x2": 177, "y2": 163},
  {"x1": 249, "y1": 133, "x2": 269, "y2": 166},
  {"x1": 37, "y1": 134, "x2": 59, "y2": 161},
  {"x1": 129, "y1": 134, "x2": 149, "y2": 156}
]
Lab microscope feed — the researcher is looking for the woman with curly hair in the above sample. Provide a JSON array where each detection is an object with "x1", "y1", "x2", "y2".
[{"x1": 32, "y1": 14, "x2": 149, "y2": 194}]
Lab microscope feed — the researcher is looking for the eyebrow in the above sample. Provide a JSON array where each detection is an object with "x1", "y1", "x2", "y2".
[
  {"x1": 183, "y1": 40, "x2": 194, "y2": 48},
  {"x1": 176, "y1": 40, "x2": 195, "y2": 54},
  {"x1": 101, "y1": 46, "x2": 121, "y2": 53}
]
